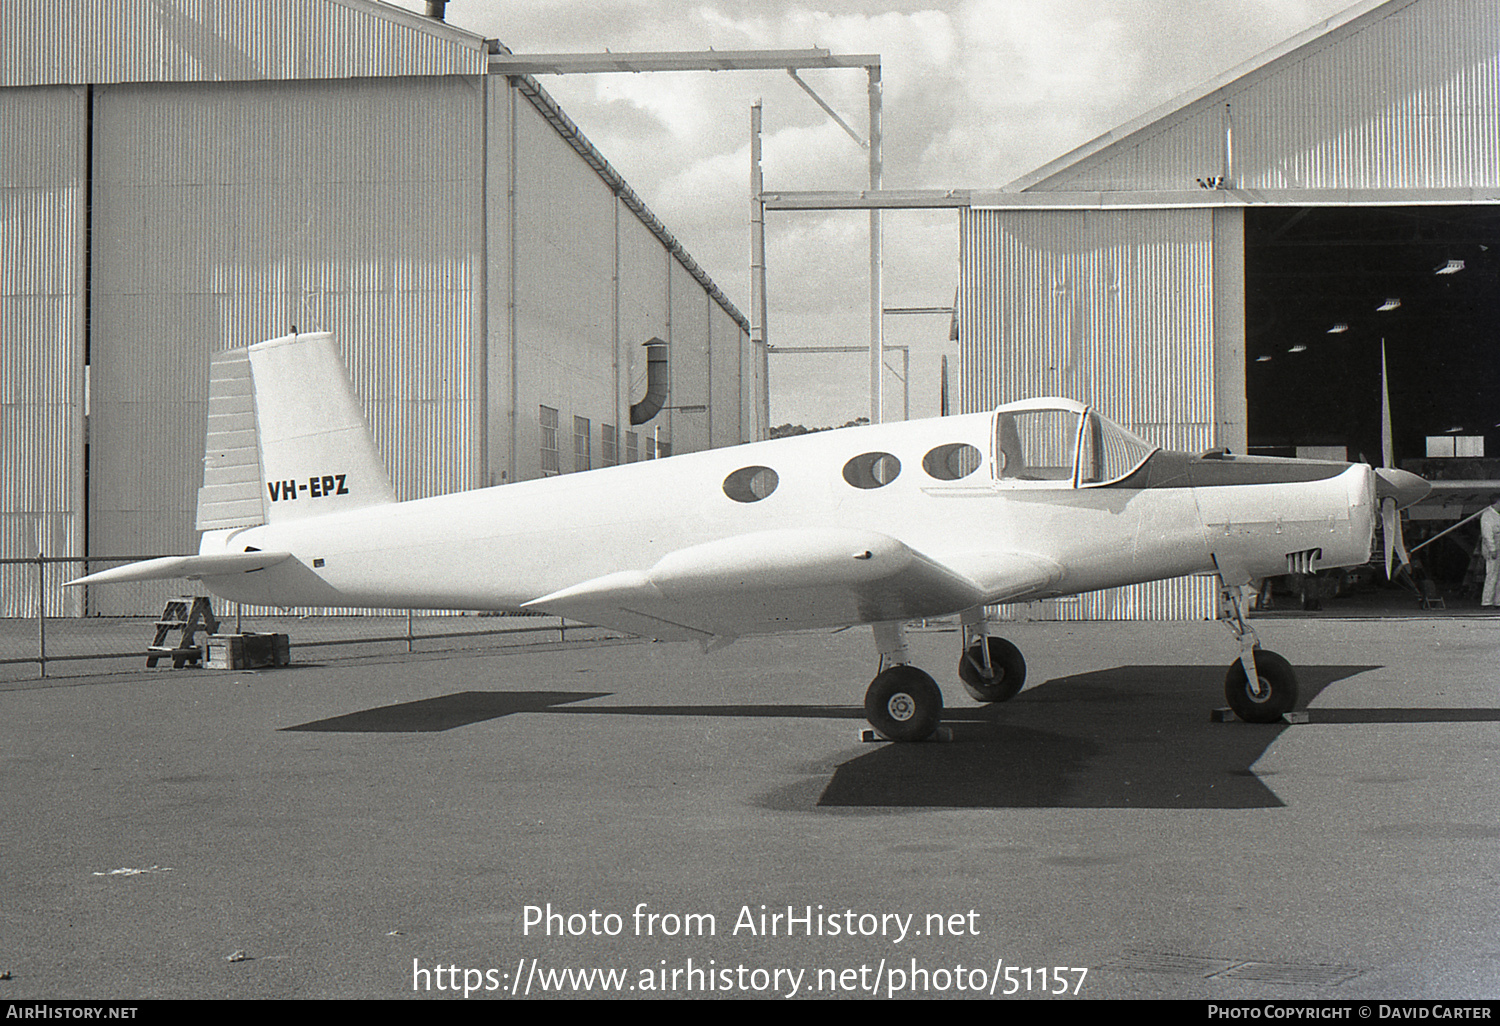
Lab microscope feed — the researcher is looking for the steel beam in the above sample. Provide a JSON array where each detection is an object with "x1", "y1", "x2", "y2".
[{"x1": 490, "y1": 50, "x2": 879, "y2": 75}]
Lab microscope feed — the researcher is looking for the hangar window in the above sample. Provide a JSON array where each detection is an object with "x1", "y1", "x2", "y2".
[
  {"x1": 574, "y1": 416, "x2": 592, "y2": 472},
  {"x1": 601, "y1": 424, "x2": 618, "y2": 467},
  {"x1": 922, "y1": 443, "x2": 983, "y2": 481},
  {"x1": 723, "y1": 466, "x2": 779, "y2": 503},
  {"x1": 540, "y1": 405, "x2": 560, "y2": 476},
  {"x1": 843, "y1": 452, "x2": 901, "y2": 489}
]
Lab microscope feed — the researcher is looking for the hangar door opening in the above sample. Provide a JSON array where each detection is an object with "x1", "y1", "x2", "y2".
[{"x1": 1244, "y1": 205, "x2": 1500, "y2": 609}]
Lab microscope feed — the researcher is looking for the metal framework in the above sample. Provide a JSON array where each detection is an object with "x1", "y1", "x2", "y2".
[
  {"x1": 769, "y1": 345, "x2": 911, "y2": 422},
  {"x1": 488, "y1": 50, "x2": 877, "y2": 75},
  {"x1": 491, "y1": 49, "x2": 888, "y2": 423},
  {"x1": 761, "y1": 187, "x2": 1500, "y2": 211}
]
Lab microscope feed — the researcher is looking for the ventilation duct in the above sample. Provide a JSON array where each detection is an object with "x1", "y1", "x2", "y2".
[
  {"x1": 630, "y1": 338, "x2": 669, "y2": 425},
  {"x1": 422, "y1": 1, "x2": 448, "y2": 20}
]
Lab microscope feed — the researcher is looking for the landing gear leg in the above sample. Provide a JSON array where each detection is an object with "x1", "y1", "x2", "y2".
[
  {"x1": 957, "y1": 606, "x2": 1026, "y2": 702},
  {"x1": 1217, "y1": 576, "x2": 1298, "y2": 723},
  {"x1": 864, "y1": 621, "x2": 942, "y2": 741}
]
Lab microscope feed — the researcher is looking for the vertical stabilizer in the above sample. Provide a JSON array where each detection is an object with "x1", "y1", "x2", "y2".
[{"x1": 247, "y1": 332, "x2": 397, "y2": 523}]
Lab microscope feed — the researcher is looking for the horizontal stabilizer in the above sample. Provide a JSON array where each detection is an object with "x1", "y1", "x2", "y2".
[{"x1": 66, "y1": 551, "x2": 291, "y2": 587}]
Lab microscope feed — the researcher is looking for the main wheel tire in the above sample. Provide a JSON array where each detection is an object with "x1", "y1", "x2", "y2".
[
  {"x1": 1224, "y1": 649, "x2": 1298, "y2": 723},
  {"x1": 958, "y1": 636, "x2": 1026, "y2": 703},
  {"x1": 864, "y1": 665, "x2": 943, "y2": 742}
]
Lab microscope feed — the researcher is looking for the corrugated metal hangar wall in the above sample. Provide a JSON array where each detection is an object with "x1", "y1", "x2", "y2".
[
  {"x1": 959, "y1": 0, "x2": 1499, "y2": 620},
  {"x1": 0, "y1": 0, "x2": 764, "y2": 616}
]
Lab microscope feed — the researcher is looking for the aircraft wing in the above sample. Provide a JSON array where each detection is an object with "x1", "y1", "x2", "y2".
[
  {"x1": 522, "y1": 528, "x2": 1062, "y2": 643},
  {"x1": 65, "y1": 551, "x2": 293, "y2": 587}
]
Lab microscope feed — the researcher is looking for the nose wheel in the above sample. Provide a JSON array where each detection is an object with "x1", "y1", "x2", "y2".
[
  {"x1": 1216, "y1": 571, "x2": 1299, "y2": 723},
  {"x1": 1224, "y1": 648, "x2": 1298, "y2": 723}
]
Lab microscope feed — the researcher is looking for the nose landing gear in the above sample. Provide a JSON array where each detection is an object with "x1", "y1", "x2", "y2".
[{"x1": 1218, "y1": 576, "x2": 1299, "y2": 723}]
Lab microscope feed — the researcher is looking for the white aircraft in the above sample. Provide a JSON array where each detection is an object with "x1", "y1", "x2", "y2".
[{"x1": 70, "y1": 331, "x2": 1429, "y2": 740}]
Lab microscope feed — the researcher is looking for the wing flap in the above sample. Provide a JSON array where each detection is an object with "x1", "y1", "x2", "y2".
[
  {"x1": 958, "y1": 551, "x2": 1066, "y2": 604},
  {"x1": 66, "y1": 551, "x2": 292, "y2": 587}
]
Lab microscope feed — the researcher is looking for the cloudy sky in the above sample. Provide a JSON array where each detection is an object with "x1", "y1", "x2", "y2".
[{"x1": 393, "y1": 0, "x2": 1356, "y2": 427}]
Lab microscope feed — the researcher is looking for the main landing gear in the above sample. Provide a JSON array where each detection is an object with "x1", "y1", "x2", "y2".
[
  {"x1": 863, "y1": 611, "x2": 1028, "y2": 742},
  {"x1": 862, "y1": 584, "x2": 1301, "y2": 740},
  {"x1": 1218, "y1": 578, "x2": 1299, "y2": 723}
]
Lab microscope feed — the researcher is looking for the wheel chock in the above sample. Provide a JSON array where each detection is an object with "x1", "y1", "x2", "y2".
[
  {"x1": 859, "y1": 726, "x2": 952, "y2": 743},
  {"x1": 1211, "y1": 707, "x2": 1308, "y2": 724}
]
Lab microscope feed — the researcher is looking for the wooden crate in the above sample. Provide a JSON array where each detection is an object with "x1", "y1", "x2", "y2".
[{"x1": 204, "y1": 633, "x2": 290, "y2": 670}]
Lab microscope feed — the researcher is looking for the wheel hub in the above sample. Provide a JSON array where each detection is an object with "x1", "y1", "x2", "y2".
[{"x1": 886, "y1": 692, "x2": 916, "y2": 721}]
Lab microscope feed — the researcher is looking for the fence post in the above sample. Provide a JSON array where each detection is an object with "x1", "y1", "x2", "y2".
[
  {"x1": 406, "y1": 609, "x2": 414, "y2": 653},
  {"x1": 36, "y1": 554, "x2": 46, "y2": 678}
]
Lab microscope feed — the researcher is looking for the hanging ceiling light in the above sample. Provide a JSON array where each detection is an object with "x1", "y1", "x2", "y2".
[
  {"x1": 1435, "y1": 259, "x2": 1466, "y2": 275},
  {"x1": 1377, "y1": 298, "x2": 1401, "y2": 312},
  {"x1": 1288, "y1": 344, "x2": 1308, "y2": 353},
  {"x1": 1327, "y1": 323, "x2": 1349, "y2": 333},
  {"x1": 1256, "y1": 354, "x2": 1273, "y2": 362}
]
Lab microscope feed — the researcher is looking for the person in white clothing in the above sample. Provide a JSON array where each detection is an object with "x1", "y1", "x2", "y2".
[{"x1": 1480, "y1": 494, "x2": 1500, "y2": 607}]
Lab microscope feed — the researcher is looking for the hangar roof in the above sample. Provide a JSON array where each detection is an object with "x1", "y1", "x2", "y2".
[
  {"x1": 1006, "y1": 0, "x2": 1500, "y2": 198},
  {"x1": 0, "y1": 0, "x2": 489, "y2": 86}
]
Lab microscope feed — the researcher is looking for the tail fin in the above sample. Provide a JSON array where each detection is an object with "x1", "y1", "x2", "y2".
[{"x1": 196, "y1": 332, "x2": 396, "y2": 530}]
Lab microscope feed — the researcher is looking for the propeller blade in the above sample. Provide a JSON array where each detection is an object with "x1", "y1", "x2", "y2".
[
  {"x1": 1375, "y1": 341, "x2": 1424, "y2": 581},
  {"x1": 1381, "y1": 495, "x2": 1415, "y2": 580},
  {"x1": 1382, "y1": 497, "x2": 1398, "y2": 579},
  {"x1": 1381, "y1": 340, "x2": 1394, "y2": 469}
]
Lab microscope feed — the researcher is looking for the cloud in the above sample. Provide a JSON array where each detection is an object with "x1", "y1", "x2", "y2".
[{"x1": 405, "y1": 0, "x2": 1354, "y2": 422}]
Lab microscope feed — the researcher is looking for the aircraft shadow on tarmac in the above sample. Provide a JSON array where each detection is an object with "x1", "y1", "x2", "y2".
[
  {"x1": 534, "y1": 665, "x2": 1371, "y2": 809},
  {"x1": 811, "y1": 665, "x2": 1366, "y2": 810},
  {"x1": 276, "y1": 666, "x2": 1499, "y2": 810},
  {"x1": 281, "y1": 690, "x2": 610, "y2": 732}
]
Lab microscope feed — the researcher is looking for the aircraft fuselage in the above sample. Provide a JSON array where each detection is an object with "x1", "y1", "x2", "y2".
[{"x1": 197, "y1": 407, "x2": 1376, "y2": 628}]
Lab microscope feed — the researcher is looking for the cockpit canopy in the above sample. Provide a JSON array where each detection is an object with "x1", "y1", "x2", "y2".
[{"x1": 992, "y1": 399, "x2": 1157, "y2": 487}]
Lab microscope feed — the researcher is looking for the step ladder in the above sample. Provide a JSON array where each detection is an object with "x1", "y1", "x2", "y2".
[{"x1": 147, "y1": 597, "x2": 220, "y2": 668}]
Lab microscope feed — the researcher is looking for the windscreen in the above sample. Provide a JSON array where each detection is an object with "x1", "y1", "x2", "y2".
[{"x1": 1077, "y1": 412, "x2": 1157, "y2": 485}]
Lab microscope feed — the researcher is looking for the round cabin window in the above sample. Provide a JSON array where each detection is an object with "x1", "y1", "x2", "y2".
[
  {"x1": 922, "y1": 442, "x2": 983, "y2": 481},
  {"x1": 723, "y1": 465, "x2": 779, "y2": 503},
  {"x1": 842, "y1": 452, "x2": 901, "y2": 489}
]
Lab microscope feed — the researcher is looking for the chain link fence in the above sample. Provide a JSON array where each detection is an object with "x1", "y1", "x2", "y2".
[{"x1": 0, "y1": 555, "x2": 623, "y2": 682}]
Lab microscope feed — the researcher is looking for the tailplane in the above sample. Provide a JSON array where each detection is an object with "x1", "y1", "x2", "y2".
[{"x1": 197, "y1": 332, "x2": 396, "y2": 530}]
